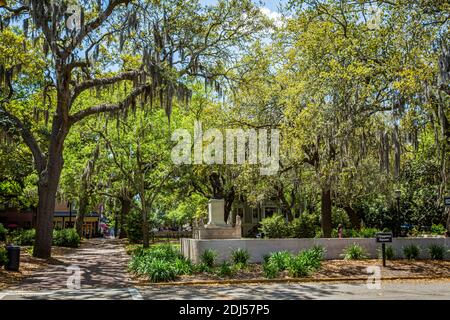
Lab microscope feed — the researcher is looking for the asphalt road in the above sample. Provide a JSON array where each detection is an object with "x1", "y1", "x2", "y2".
[{"x1": 1, "y1": 280, "x2": 449, "y2": 300}]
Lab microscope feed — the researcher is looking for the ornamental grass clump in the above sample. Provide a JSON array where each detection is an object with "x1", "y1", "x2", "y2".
[
  {"x1": 287, "y1": 254, "x2": 311, "y2": 277},
  {"x1": 145, "y1": 259, "x2": 177, "y2": 282},
  {"x1": 268, "y1": 251, "x2": 292, "y2": 271},
  {"x1": 200, "y1": 248, "x2": 218, "y2": 268},
  {"x1": 231, "y1": 248, "x2": 250, "y2": 266},
  {"x1": 287, "y1": 247, "x2": 325, "y2": 277},
  {"x1": 262, "y1": 261, "x2": 279, "y2": 279},
  {"x1": 301, "y1": 245, "x2": 325, "y2": 270},
  {"x1": 342, "y1": 243, "x2": 368, "y2": 260},
  {"x1": 263, "y1": 247, "x2": 324, "y2": 279},
  {"x1": 428, "y1": 244, "x2": 446, "y2": 260},
  {"x1": 378, "y1": 245, "x2": 395, "y2": 260},
  {"x1": 216, "y1": 260, "x2": 236, "y2": 277},
  {"x1": 128, "y1": 244, "x2": 185, "y2": 282},
  {"x1": 403, "y1": 244, "x2": 420, "y2": 260},
  {"x1": 174, "y1": 256, "x2": 193, "y2": 276}
]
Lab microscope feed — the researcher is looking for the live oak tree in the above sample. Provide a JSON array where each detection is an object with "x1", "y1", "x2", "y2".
[
  {"x1": 1, "y1": 0, "x2": 447, "y2": 248},
  {"x1": 0, "y1": 0, "x2": 266, "y2": 257},
  {"x1": 59, "y1": 117, "x2": 102, "y2": 237},
  {"x1": 95, "y1": 108, "x2": 176, "y2": 248}
]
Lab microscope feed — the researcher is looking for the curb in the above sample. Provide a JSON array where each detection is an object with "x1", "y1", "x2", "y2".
[{"x1": 143, "y1": 275, "x2": 450, "y2": 287}]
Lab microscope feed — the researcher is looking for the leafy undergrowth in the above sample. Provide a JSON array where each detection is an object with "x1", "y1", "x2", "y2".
[
  {"x1": 128, "y1": 244, "x2": 450, "y2": 284},
  {"x1": 128, "y1": 244, "x2": 326, "y2": 283}
]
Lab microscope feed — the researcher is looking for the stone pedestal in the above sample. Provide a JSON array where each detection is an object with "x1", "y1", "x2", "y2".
[
  {"x1": 206, "y1": 199, "x2": 227, "y2": 227},
  {"x1": 193, "y1": 199, "x2": 241, "y2": 239}
]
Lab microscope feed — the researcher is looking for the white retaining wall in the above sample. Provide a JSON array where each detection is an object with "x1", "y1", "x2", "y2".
[{"x1": 180, "y1": 237, "x2": 450, "y2": 263}]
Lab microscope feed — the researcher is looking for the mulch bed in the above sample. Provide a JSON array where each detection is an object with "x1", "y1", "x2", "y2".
[
  {"x1": 314, "y1": 259, "x2": 450, "y2": 279},
  {"x1": 131, "y1": 259, "x2": 450, "y2": 285}
]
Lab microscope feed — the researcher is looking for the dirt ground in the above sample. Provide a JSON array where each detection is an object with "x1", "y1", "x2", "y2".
[
  {"x1": 0, "y1": 246, "x2": 77, "y2": 290},
  {"x1": 314, "y1": 259, "x2": 450, "y2": 279}
]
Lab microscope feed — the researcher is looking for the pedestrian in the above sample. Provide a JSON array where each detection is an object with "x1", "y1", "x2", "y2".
[{"x1": 338, "y1": 224, "x2": 343, "y2": 239}]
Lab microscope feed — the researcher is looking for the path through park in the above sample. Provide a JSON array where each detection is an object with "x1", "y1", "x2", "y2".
[
  {"x1": 9, "y1": 238, "x2": 133, "y2": 291},
  {"x1": 2, "y1": 239, "x2": 450, "y2": 300}
]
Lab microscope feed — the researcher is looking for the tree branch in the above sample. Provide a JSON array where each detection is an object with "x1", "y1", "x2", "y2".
[
  {"x1": 0, "y1": 5, "x2": 29, "y2": 15},
  {"x1": 63, "y1": 0, "x2": 131, "y2": 58},
  {"x1": 0, "y1": 108, "x2": 44, "y2": 172},
  {"x1": 69, "y1": 83, "x2": 151, "y2": 124},
  {"x1": 71, "y1": 70, "x2": 141, "y2": 104}
]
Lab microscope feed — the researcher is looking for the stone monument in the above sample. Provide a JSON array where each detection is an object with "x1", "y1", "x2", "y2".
[{"x1": 193, "y1": 198, "x2": 241, "y2": 239}]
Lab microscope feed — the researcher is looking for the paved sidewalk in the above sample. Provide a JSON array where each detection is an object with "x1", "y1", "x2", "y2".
[
  {"x1": 136, "y1": 280, "x2": 450, "y2": 300},
  {"x1": 7, "y1": 238, "x2": 132, "y2": 291},
  {"x1": 1, "y1": 280, "x2": 450, "y2": 300}
]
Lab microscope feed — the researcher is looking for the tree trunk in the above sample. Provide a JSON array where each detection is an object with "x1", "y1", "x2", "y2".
[
  {"x1": 446, "y1": 207, "x2": 450, "y2": 235},
  {"x1": 276, "y1": 184, "x2": 294, "y2": 221},
  {"x1": 321, "y1": 186, "x2": 332, "y2": 238},
  {"x1": 224, "y1": 188, "x2": 235, "y2": 224},
  {"x1": 343, "y1": 206, "x2": 361, "y2": 230},
  {"x1": 141, "y1": 196, "x2": 149, "y2": 249},
  {"x1": 34, "y1": 166, "x2": 62, "y2": 258},
  {"x1": 393, "y1": 124, "x2": 401, "y2": 178},
  {"x1": 119, "y1": 196, "x2": 130, "y2": 239},
  {"x1": 76, "y1": 193, "x2": 88, "y2": 237},
  {"x1": 33, "y1": 84, "x2": 69, "y2": 258}
]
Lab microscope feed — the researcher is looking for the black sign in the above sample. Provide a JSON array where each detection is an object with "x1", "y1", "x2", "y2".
[
  {"x1": 376, "y1": 232, "x2": 393, "y2": 243},
  {"x1": 444, "y1": 196, "x2": 450, "y2": 207}
]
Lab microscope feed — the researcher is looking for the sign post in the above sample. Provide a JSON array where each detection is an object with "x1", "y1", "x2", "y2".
[
  {"x1": 376, "y1": 232, "x2": 393, "y2": 267},
  {"x1": 444, "y1": 196, "x2": 450, "y2": 207}
]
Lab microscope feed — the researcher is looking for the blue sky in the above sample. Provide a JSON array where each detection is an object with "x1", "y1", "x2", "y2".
[{"x1": 200, "y1": 0, "x2": 288, "y2": 15}]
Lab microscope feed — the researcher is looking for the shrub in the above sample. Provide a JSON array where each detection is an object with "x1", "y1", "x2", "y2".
[
  {"x1": 332, "y1": 227, "x2": 381, "y2": 238},
  {"x1": 403, "y1": 244, "x2": 420, "y2": 260},
  {"x1": 428, "y1": 244, "x2": 446, "y2": 260},
  {"x1": 286, "y1": 255, "x2": 311, "y2": 277},
  {"x1": 378, "y1": 245, "x2": 395, "y2": 260},
  {"x1": 200, "y1": 249, "x2": 218, "y2": 268},
  {"x1": 289, "y1": 247, "x2": 324, "y2": 277},
  {"x1": 144, "y1": 259, "x2": 177, "y2": 282},
  {"x1": 194, "y1": 263, "x2": 212, "y2": 273},
  {"x1": 431, "y1": 224, "x2": 446, "y2": 236},
  {"x1": 14, "y1": 229, "x2": 35, "y2": 246},
  {"x1": 0, "y1": 246, "x2": 8, "y2": 266},
  {"x1": 217, "y1": 261, "x2": 236, "y2": 277},
  {"x1": 357, "y1": 228, "x2": 380, "y2": 238},
  {"x1": 128, "y1": 244, "x2": 182, "y2": 282},
  {"x1": 290, "y1": 214, "x2": 320, "y2": 238},
  {"x1": 174, "y1": 257, "x2": 193, "y2": 275},
  {"x1": 262, "y1": 261, "x2": 279, "y2": 279},
  {"x1": 259, "y1": 214, "x2": 289, "y2": 238},
  {"x1": 342, "y1": 243, "x2": 367, "y2": 260},
  {"x1": 0, "y1": 223, "x2": 7, "y2": 242},
  {"x1": 125, "y1": 209, "x2": 160, "y2": 243},
  {"x1": 268, "y1": 251, "x2": 292, "y2": 271},
  {"x1": 52, "y1": 229, "x2": 80, "y2": 248},
  {"x1": 301, "y1": 246, "x2": 325, "y2": 270},
  {"x1": 147, "y1": 244, "x2": 180, "y2": 260},
  {"x1": 231, "y1": 248, "x2": 250, "y2": 266}
]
